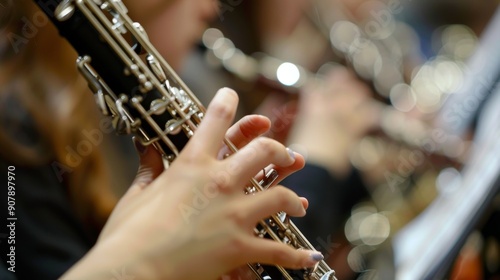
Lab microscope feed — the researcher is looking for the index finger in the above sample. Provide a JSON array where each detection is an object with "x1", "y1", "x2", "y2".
[{"x1": 187, "y1": 88, "x2": 239, "y2": 156}]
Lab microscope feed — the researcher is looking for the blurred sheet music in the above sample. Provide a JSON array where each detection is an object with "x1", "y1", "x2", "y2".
[
  {"x1": 393, "y1": 130, "x2": 500, "y2": 280},
  {"x1": 393, "y1": 7, "x2": 500, "y2": 280},
  {"x1": 436, "y1": 7, "x2": 500, "y2": 137}
]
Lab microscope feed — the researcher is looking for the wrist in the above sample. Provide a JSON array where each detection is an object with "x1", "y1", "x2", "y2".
[{"x1": 61, "y1": 236, "x2": 172, "y2": 280}]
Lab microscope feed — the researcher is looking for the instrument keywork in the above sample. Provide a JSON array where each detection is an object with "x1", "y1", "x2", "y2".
[{"x1": 33, "y1": 0, "x2": 337, "y2": 279}]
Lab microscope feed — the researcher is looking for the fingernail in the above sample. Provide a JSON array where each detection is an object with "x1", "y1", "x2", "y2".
[
  {"x1": 311, "y1": 252, "x2": 324, "y2": 261},
  {"x1": 304, "y1": 251, "x2": 324, "y2": 267},
  {"x1": 133, "y1": 138, "x2": 148, "y2": 155},
  {"x1": 287, "y1": 147, "x2": 296, "y2": 161}
]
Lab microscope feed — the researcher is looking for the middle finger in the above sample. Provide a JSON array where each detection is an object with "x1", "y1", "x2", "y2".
[
  {"x1": 218, "y1": 115, "x2": 271, "y2": 159},
  {"x1": 225, "y1": 137, "x2": 296, "y2": 189}
]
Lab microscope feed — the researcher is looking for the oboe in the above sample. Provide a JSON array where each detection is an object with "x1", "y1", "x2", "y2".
[{"x1": 32, "y1": 0, "x2": 337, "y2": 279}]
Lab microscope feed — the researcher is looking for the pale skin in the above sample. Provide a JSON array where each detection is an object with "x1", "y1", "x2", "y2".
[
  {"x1": 1, "y1": 0, "x2": 322, "y2": 279},
  {"x1": 28, "y1": 0, "x2": 324, "y2": 278},
  {"x1": 61, "y1": 88, "x2": 324, "y2": 280}
]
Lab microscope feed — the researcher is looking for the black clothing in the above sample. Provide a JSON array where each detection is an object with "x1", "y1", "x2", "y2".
[
  {"x1": 0, "y1": 159, "x2": 95, "y2": 280},
  {"x1": 282, "y1": 164, "x2": 368, "y2": 253}
]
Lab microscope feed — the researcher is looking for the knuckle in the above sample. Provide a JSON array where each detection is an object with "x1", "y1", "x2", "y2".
[
  {"x1": 238, "y1": 116, "x2": 259, "y2": 139},
  {"x1": 211, "y1": 102, "x2": 234, "y2": 122},
  {"x1": 210, "y1": 89, "x2": 238, "y2": 120},
  {"x1": 269, "y1": 246, "x2": 294, "y2": 266},
  {"x1": 253, "y1": 137, "x2": 277, "y2": 157},
  {"x1": 216, "y1": 181, "x2": 232, "y2": 194},
  {"x1": 211, "y1": 171, "x2": 233, "y2": 194},
  {"x1": 274, "y1": 187, "x2": 295, "y2": 210}
]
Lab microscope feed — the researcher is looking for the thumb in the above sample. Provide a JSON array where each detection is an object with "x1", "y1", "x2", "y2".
[
  {"x1": 131, "y1": 137, "x2": 165, "y2": 189},
  {"x1": 97, "y1": 139, "x2": 165, "y2": 239}
]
